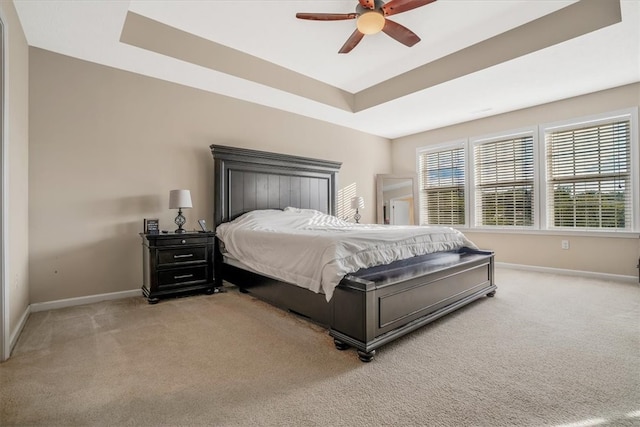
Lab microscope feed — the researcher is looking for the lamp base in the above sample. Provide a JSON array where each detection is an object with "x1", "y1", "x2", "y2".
[{"x1": 174, "y1": 208, "x2": 187, "y2": 234}]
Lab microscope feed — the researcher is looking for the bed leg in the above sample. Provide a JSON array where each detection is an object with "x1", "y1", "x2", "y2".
[
  {"x1": 486, "y1": 290, "x2": 496, "y2": 297},
  {"x1": 357, "y1": 349, "x2": 376, "y2": 363},
  {"x1": 334, "y1": 339, "x2": 350, "y2": 351}
]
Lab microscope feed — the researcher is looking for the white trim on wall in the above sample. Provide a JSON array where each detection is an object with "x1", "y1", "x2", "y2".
[
  {"x1": 629, "y1": 108, "x2": 640, "y2": 231},
  {"x1": 0, "y1": 10, "x2": 9, "y2": 362},
  {"x1": 496, "y1": 262, "x2": 638, "y2": 284},
  {"x1": 9, "y1": 305, "x2": 29, "y2": 353},
  {"x1": 30, "y1": 289, "x2": 142, "y2": 313}
]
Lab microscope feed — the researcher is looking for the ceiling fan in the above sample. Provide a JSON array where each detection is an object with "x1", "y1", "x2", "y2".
[{"x1": 296, "y1": 0, "x2": 437, "y2": 54}]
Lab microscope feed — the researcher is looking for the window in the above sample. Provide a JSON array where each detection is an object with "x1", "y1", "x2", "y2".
[
  {"x1": 417, "y1": 144, "x2": 465, "y2": 226},
  {"x1": 473, "y1": 133, "x2": 535, "y2": 227},
  {"x1": 416, "y1": 108, "x2": 637, "y2": 234},
  {"x1": 544, "y1": 115, "x2": 633, "y2": 231}
]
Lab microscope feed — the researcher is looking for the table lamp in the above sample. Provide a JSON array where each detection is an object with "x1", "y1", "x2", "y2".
[
  {"x1": 169, "y1": 189, "x2": 192, "y2": 233},
  {"x1": 351, "y1": 196, "x2": 364, "y2": 223}
]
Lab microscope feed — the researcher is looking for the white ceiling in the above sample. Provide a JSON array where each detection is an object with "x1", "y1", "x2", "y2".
[{"x1": 13, "y1": 0, "x2": 640, "y2": 139}]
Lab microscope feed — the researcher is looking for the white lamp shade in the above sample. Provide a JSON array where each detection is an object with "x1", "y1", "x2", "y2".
[
  {"x1": 169, "y1": 189, "x2": 192, "y2": 209},
  {"x1": 351, "y1": 196, "x2": 364, "y2": 209}
]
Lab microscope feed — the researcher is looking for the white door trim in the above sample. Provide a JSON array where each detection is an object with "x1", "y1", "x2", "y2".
[{"x1": 0, "y1": 11, "x2": 9, "y2": 362}]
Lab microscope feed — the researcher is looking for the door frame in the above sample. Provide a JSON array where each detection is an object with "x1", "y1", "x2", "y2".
[{"x1": 0, "y1": 11, "x2": 9, "y2": 361}]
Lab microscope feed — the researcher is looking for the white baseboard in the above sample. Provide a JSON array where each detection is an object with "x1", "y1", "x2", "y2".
[
  {"x1": 496, "y1": 262, "x2": 638, "y2": 283},
  {"x1": 30, "y1": 289, "x2": 142, "y2": 313},
  {"x1": 21, "y1": 264, "x2": 640, "y2": 315},
  {"x1": 9, "y1": 304, "x2": 31, "y2": 354}
]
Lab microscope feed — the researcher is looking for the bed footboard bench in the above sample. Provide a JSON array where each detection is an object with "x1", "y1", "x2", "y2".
[
  {"x1": 221, "y1": 248, "x2": 495, "y2": 362},
  {"x1": 332, "y1": 248, "x2": 495, "y2": 361}
]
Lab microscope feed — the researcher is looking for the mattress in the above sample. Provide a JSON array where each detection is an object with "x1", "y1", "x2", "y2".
[{"x1": 216, "y1": 207, "x2": 477, "y2": 301}]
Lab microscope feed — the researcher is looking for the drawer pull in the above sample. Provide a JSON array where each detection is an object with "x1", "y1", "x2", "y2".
[
  {"x1": 174, "y1": 274, "x2": 194, "y2": 280},
  {"x1": 174, "y1": 254, "x2": 194, "y2": 259},
  {"x1": 181, "y1": 240, "x2": 186, "y2": 244}
]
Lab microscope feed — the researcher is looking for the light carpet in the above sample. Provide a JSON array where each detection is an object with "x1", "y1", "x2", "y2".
[{"x1": 1, "y1": 267, "x2": 639, "y2": 426}]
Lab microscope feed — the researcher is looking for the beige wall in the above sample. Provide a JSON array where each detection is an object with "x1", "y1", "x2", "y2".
[
  {"x1": 0, "y1": 0, "x2": 30, "y2": 352},
  {"x1": 29, "y1": 48, "x2": 390, "y2": 303},
  {"x1": 392, "y1": 83, "x2": 640, "y2": 277},
  {"x1": 24, "y1": 41, "x2": 640, "y2": 305},
  {"x1": 464, "y1": 232, "x2": 637, "y2": 276}
]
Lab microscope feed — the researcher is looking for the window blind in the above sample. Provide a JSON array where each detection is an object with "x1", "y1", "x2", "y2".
[
  {"x1": 546, "y1": 119, "x2": 631, "y2": 230},
  {"x1": 418, "y1": 147, "x2": 465, "y2": 225},
  {"x1": 474, "y1": 135, "x2": 534, "y2": 227}
]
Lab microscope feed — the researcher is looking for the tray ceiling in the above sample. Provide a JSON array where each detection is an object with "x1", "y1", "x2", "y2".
[{"x1": 14, "y1": 0, "x2": 640, "y2": 138}]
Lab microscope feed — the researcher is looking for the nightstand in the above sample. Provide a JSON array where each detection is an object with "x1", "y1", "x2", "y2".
[{"x1": 140, "y1": 232, "x2": 216, "y2": 303}]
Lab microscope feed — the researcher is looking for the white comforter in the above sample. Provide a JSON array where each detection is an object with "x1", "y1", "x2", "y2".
[{"x1": 216, "y1": 208, "x2": 477, "y2": 302}]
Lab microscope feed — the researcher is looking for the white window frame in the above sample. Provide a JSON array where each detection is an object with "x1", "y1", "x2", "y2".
[
  {"x1": 416, "y1": 140, "x2": 468, "y2": 227},
  {"x1": 539, "y1": 108, "x2": 639, "y2": 233},
  {"x1": 469, "y1": 127, "x2": 538, "y2": 230},
  {"x1": 415, "y1": 109, "x2": 639, "y2": 236}
]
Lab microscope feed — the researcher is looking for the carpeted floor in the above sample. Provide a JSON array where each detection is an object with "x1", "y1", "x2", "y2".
[{"x1": 1, "y1": 267, "x2": 639, "y2": 426}]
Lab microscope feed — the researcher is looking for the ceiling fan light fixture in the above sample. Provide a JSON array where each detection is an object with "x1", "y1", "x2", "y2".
[{"x1": 356, "y1": 11, "x2": 385, "y2": 35}]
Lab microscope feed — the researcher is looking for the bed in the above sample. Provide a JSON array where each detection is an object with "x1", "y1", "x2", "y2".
[{"x1": 211, "y1": 144, "x2": 496, "y2": 362}]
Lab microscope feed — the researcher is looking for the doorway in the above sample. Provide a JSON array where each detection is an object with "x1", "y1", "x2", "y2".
[{"x1": 390, "y1": 199, "x2": 411, "y2": 225}]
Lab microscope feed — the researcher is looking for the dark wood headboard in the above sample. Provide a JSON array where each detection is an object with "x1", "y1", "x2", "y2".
[{"x1": 210, "y1": 145, "x2": 342, "y2": 227}]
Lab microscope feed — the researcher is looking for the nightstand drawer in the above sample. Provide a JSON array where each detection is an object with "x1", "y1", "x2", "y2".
[
  {"x1": 158, "y1": 246, "x2": 207, "y2": 265},
  {"x1": 157, "y1": 265, "x2": 208, "y2": 288},
  {"x1": 155, "y1": 236, "x2": 209, "y2": 247}
]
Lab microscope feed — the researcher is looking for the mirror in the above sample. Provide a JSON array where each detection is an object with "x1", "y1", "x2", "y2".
[{"x1": 376, "y1": 174, "x2": 419, "y2": 225}]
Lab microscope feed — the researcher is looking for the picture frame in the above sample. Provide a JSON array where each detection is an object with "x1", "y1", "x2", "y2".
[
  {"x1": 144, "y1": 218, "x2": 160, "y2": 234},
  {"x1": 198, "y1": 219, "x2": 208, "y2": 232}
]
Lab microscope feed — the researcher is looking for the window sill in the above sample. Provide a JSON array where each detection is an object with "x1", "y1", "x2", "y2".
[{"x1": 456, "y1": 227, "x2": 640, "y2": 239}]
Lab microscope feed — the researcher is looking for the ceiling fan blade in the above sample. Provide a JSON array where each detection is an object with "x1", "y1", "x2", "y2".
[
  {"x1": 339, "y1": 29, "x2": 365, "y2": 54},
  {"x1": 296, "y1": 12, "x2": 358, "y2": 21},
  {"x1": 358, "y1": 0, "x2": 376, "y2": 9},
  {"x1": 382, "y1": 0, "x2": 437, "y2": 16},
  {"x1": 382, "y1": 19, "x2": 421, "y2": 47}
]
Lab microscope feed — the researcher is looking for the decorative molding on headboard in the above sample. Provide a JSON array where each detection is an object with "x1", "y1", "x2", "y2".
[
  {"x1": 210, "y1": 145, "x2": 342, "y2": 226},
  {"x1": 210, "y1": 145, "x2": 341, "y2": 172}
]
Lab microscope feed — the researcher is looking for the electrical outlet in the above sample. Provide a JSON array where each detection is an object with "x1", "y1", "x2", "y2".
[{"x1": 561, "y1": 240, "x2": 570, "y2": 250}]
